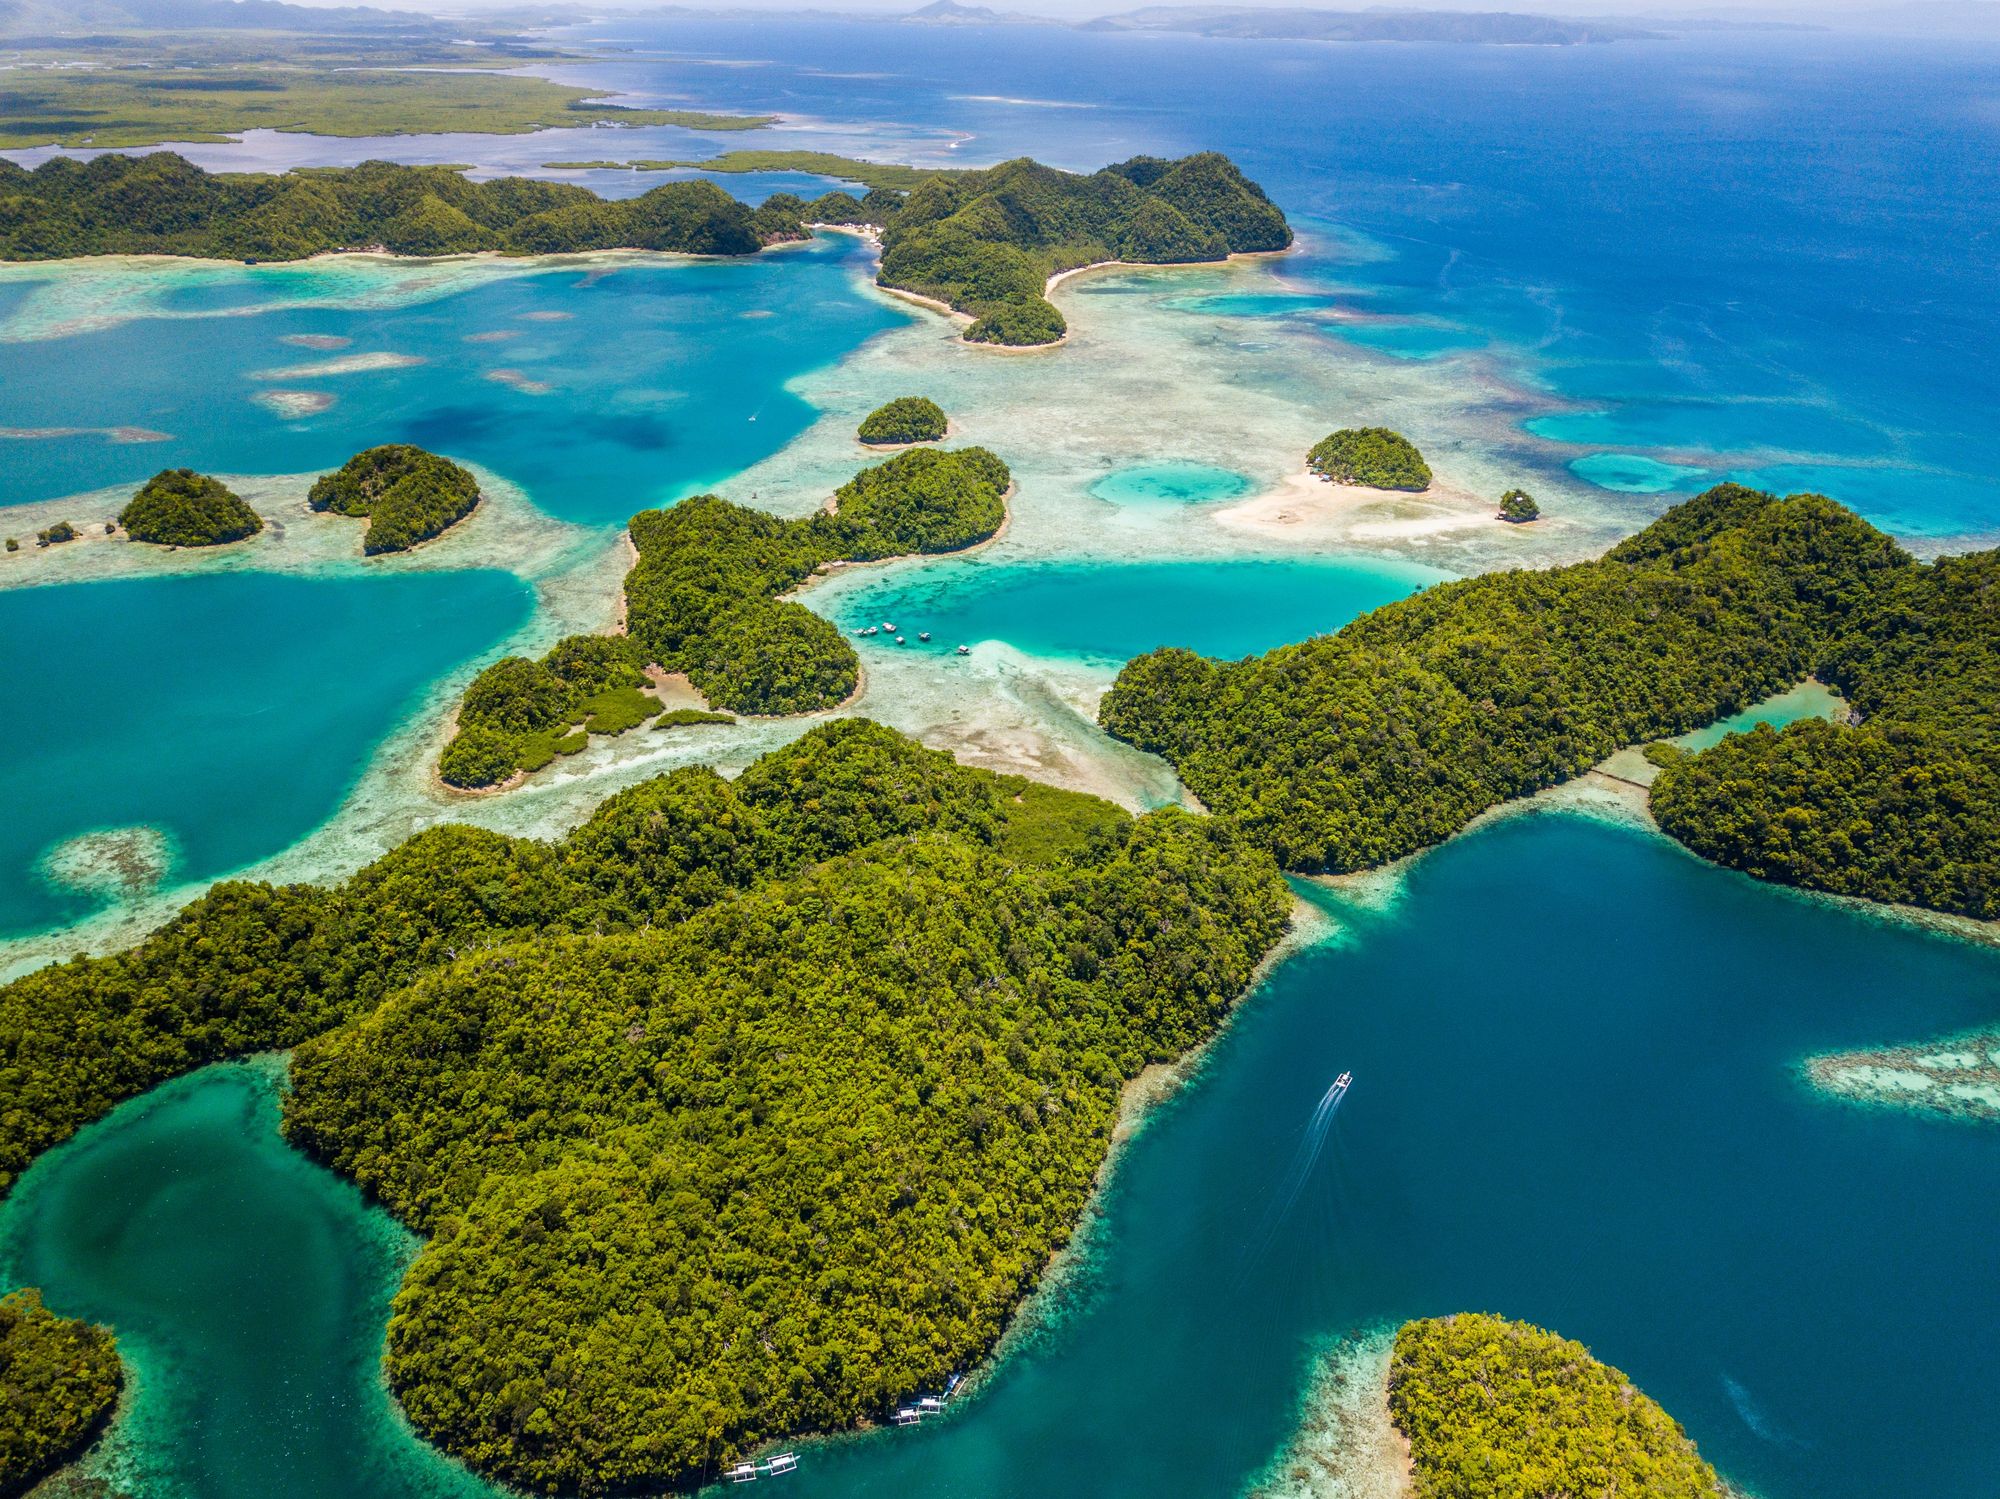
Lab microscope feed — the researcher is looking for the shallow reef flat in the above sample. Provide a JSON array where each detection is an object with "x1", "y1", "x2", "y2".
[{"x1": 1809, "y1": 1032, "x2": 2000, "y2": 1122}]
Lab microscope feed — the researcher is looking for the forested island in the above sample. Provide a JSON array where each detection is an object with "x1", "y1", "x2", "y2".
[
  {"x1": 0, "y1": 1289, "x2": 122, "y2": 1499},
  {"x1": 1387, "y1": 1314, "x2": 1722, "y2": 1498},
  {"x1": 118, "y1": 467, "x2": 262, "y2": 547},
  {"x1": 441, "y1": 446, "x2": 1010, "y2": 789},
  {"x1": 859, "y1": 395, "x2": 948, "y2": 445},
  {"x1": 0, "y1": 722, "x2": 1289, "y2": 1490},
  {"x1": 1306, "y1": 427, "x2": 1431, "y2": 490},
  {"x1": 1102, "y1": 483, "x2": 2000, "y2": 921},
  {"x1": 309, "y1": 444, "x2": 481, "y2": 554}
]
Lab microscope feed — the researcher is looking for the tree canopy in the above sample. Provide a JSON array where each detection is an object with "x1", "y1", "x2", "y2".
[
  {"x1": 440, "y1": 447, "x2": 1010, "y2": 788},
  {"x1": 0, "y1": 1289, "x2": 123, "y2": 1499},
  {"x1": 1100, "y1": 484, "x2": 1910, "y2": 872},
  {"x1": 308, "y1": 444, "x2": 481, "y2": 554},
  {"x1": 0, "y1": 153, "x2": 793, "y2": 261},
  {"x1": 1498, "y1": 487, "x2": 1539, "y2": 523},
  {"x1": 0, "y1": 722, "x2": 1289, "y2": 1492},
  {"x1": 118, "y1": 467, "x2": 263, "y2": 547},
  {"x1": 858, "y1": 396, "x2": 948, "y2": 446},
  {"x1": 1388, "y1": 1314, "x2": 1723, "y2": 1499},
  {"x1": 1306, "y1": 427, "x2": 1432, "y2": 490}
]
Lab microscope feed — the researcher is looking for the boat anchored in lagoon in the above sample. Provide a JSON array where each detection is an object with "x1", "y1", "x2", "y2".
[{"x1": 726, "y1": 1452, "x2": 800, "y2": 1483}]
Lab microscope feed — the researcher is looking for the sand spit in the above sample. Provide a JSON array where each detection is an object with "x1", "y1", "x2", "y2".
[
  {"x1": 1216, "y1": 469, "x2": 1520, "y2": 549},
  {"x1": 251, "y1": 390, "x2": 336, "y2": 418},
  {"x1": 252, "y1": 351, "x2": 427, "y2": 381}
]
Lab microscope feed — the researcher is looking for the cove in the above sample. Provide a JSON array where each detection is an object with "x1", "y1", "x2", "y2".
[
  {"x1": 0, "y1": 234, "x2": 904, "y2": 528},
  {"x1": 829, "y1": 558, "x2": 1447, "y2": 665},
  {"x1": 0, "y1": 1061, "x2": 498, "y2": 1499},
  {"x1": 6, "y1": 814, "x2": 1995, "y2": 1499},
  {"x1": 0, "y1": 569, "x2": 530, "y2": 939}
]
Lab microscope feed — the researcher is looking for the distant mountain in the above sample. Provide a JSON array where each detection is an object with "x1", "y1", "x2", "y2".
[
  {"x1": 0, "y1": 0, "x2": 441, "y2": 33},
  {"x1": 900, "y1": 0, "x2": 1054, "y2": 22},
  {"x1": 1079, "y1": 7, "x2": 1660, "y2": 44}
]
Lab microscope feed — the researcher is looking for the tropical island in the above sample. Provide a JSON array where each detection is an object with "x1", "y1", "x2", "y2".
[
  {"x1": 1386, "y1": 1313, "x2": 1723, "y2": 1497},
  {"x1": 308, "y1": 444, "x2": 481, "y2": 555},
  {"x1": 118, "y1": 467, "x2": 263, "y2": 548},
  {"x1": 1306, "y1": 427, "x2": 1432, "y2": 490},
  {"x1": 858, "y1": 395, "x2": 949, "y2": 445},
  {"x1": 0, "y1": 721, "x2": 1290, "y2": 1491},
  {"x1": 441, "y1": 445, "x2": 1011, "y2": 789},
  {"x1": 1101, "y1": 482, "x2": 1999, "y2": 920},
  {"x1": 0, "y1": 1288, "x2": 123, "y2": 1498}
]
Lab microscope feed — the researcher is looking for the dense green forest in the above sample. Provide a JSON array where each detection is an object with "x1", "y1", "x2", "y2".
[
  {"x1": 1306, "y1": 427, "x2": 1431, "y2": 490},
  {"x1": 0, "y1": 1289, "x2": 122, "y2": 1499},
  {"x1": 1100, "y1": 485, "x2": 1910, "y2": 871},
  {"x1": 1498, "y1": 487, "x2": 1539, "y2": 523},
  {"x1": 308, "y1": 444, "x2": 481, "y2": 554},
  {"x1": 871, "y1": 153, "x2": 1291, "y2": 346},
  {"x1": 1388, "y1": 1314, "x2": 1722, "y2": 1499},
  {"x1": 0, "y1": 723, "x2": 1287, "y2": 1490},
  {"x1": 858, "y1": 395, "x2": 948, "y2": 445},
  {"x1": 0, "y1": 153, "x2": 792, "y2": 261},
  {"x1": 1652, "y1": 546, "x2": 2000, "y2": 917},
  {"x1": 117, "y1": 467, "x2": 263, "y2": 547},
  {"x1": 441, "y1": 446, "x2": 1009, "y2": 788}
]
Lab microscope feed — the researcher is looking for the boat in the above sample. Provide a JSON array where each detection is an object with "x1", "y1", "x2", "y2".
[
  {"x1": 726, "y1": 1462, "x2": 760, "y2": 1483},
  {"x1": 955, "y1": 645, "x2": 970, "y2": 656},
  {"x1": 895, "y1": 635, "x2": 906, "y2": 644},
  {"x1": 918, "y1": 631, "x2": 931, "y2": 641},
  {"x1": 764, "y1": 1453, "x2": 799, "y2": 1475},
  {"x1": 916, "y1": 1396, "x2": 945, "y2": 1413},
  {"x1": 893, "y1": 1407, "x2": 921, "y2": 1425},
  {"x1": 882, "y1": 621, "x2": 896, "y2": 632}
]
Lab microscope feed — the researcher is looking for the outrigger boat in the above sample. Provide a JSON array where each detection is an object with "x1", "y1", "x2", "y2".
[{"x1": 725, "y1": 1452, "x2": 800, "y2": 1483}]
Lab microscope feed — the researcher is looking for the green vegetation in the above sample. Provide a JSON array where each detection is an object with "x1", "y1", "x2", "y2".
[
  {"x1": 1306, "y1": 427, "x2": 1431, "y2": 490},
  {"x1": 654, "y1": 707, "x2": 736, "y2": 728},
  {"x1": 1101, "y1": 484, "x2": 1908, "y2": 872},
  {"x1": 35, "y1": 522, "x2": 76, "y2": 547},
  {"x1": 873, "y1": 153, "x2": 1290, "y2": 346},
  {"x1": 0, "y1": 153, "x2": 795, "y2": 262},
  {"x1": 579, "y1": 151, "x2": 958, "y2": 194},
  {"x1": 308, "y1": 444, "x2": 480, "y2": 554},
  {"x1": 1498, "y1": 487, "x2": 1540, "y2": 523},
  {"x1": 0, "y1": 722, "x2": 1289, "y2": 1490},
  {"x1": 1652, "y1": 546, "x2": 2000, "y2": 918},
  {"x1": 0, "y1": 1289, "x2": 122, "y2": 1498},
  {"x1": 858, "y1": 395, "x2": 948, "y2": 445},
  {"x1": 1388, "y1": 1314, "x2": 1722, "y2": 1499},
  {"x1": 118, "y1": 467, "x2": 262, "y2": 547},
  {"x1": 441, "y1": 446, "x2": 1010, "y2": 787},
  {"x1": 0, "y1": 66, "x2": 768, "y2": 150},
  {"x1": 3, "y1": 540, "x2": 16, "y2": 553}
]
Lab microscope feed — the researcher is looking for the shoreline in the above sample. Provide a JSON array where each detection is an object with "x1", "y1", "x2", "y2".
[{"x1": 1215, "y1": 467, "x2": 1510, "y2": 548}]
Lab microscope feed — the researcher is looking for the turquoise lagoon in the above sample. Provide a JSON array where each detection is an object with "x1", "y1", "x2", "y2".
[
  {"x1": 830, "y1": 557, "x2": 1446, "y2": 666},
  {"x1": 5, "y1": 814, "x2": 1996, "y2": 1499},
  {"x1": 1569, "y1": 452, "x2": 1712, "y2": 495},
  {"x1": 0, "y1": 571, "x2": 529, "y2": 939},
  {"x1": 0, "y1": 233, "x2": 905, "y2": 528},
  {"x1": 1087, "y1": 463, "x2": 1254, "y2": 508}
]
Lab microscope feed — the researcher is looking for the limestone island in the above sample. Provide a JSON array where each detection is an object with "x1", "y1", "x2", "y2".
[
  {"x1": 119, "y1": 467, "x2": 263, "y2": 547},
  {"x1": 858, "y1": 395, "x2": 948, "y2": 446},
  {"x1": 1386, "y1": 1313, "x2": 1724, "y2": 1497},
  {"x1": 1103, "y1": 482, "x2": 1999, "y2": 923},
  {"x1": 1306, "y1": 427, "x2": 1433, "y2": 491},
  {"x1": 440, "y1": 445, "x2": 1011, "y2": 790},
  {"x1": 0, "y1": 1287, "x2": 123, "y2": 1498},
  {"x1": 0, "y1": 722, "x2": 1290, "y2": 1492},
  {"x1": 309, "y1": 445, "x2": 480, "y2": 556}
]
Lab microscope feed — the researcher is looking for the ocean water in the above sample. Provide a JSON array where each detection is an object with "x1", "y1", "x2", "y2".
[
  {"x1": 831, "y1": 557, "x2": 1445, "y2": 664},
  {"x1": 0, "y1": 233, "x2": 905, "y2": 527},
  {"x1": 5, "y1": 814, "x2": 1995, "y2": 1499},
  {"x1": 0, "y1": 570, "x2": 529, "y2": 939}
]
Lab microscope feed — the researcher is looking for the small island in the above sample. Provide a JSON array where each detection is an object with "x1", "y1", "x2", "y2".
[
  {"x1": 309, "y1": 445, "x2": 481, "y2": 555},
  {"x1": 34, "y1": 522, "x2": 77, "y2": 547},
  {"x1": 1388, "y1": 1313, "x2": 1723, "y2": 1497},
  {"x1": 1305, "y1": 427, "x2": 1432, "y2": 491},
  {"x1": 0, "y1": 1288, "x2": 123, "y2": 1498},
  {"x1": 441, "y1": 445, "x2": 1010, "y2": 789},
  {"x1": 119, "y1": 468, "x2": 263, "y2": 547},
  {"x1": 1498, "y1": 486, "x2": 1540, "y2": 523},
  {"x1": 858, "y1": 395, "x2": 948, "y2": 446}
]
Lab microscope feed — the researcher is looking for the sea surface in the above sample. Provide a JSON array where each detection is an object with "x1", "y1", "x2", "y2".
[{"x1": 4, "y1": 814, "x2": 1996, "y2": 1499}]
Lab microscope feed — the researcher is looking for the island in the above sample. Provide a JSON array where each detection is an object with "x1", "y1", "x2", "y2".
[
  {"x1": 1498, "y1": 487, "x2": 1540, "y2": 523},
  {"x1": 309, "y1": 445, "x2": 481, "y2": 555},
  {"x1": 1306, "y1": 427, "x2": 1432, "y2": 490},
  {"x1": 0, "y1": 1288, "x2": 123, "y2": 1498},
  {"x1": 1387, "y1": 1314, "x2": 1722, "y2": 1497},
  {"x1": 440, "y1": 445, "x2": 1010, "y2": 789},
  {"x1": 118, "y1": 468, "x2": 263, "y2": 548},
  {"x1": 0, "y1": 722, "x2": 1290, "y2": 1492},
  {"x1": 858, "y1": 395, "x2": 949, "y2": 445}
]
